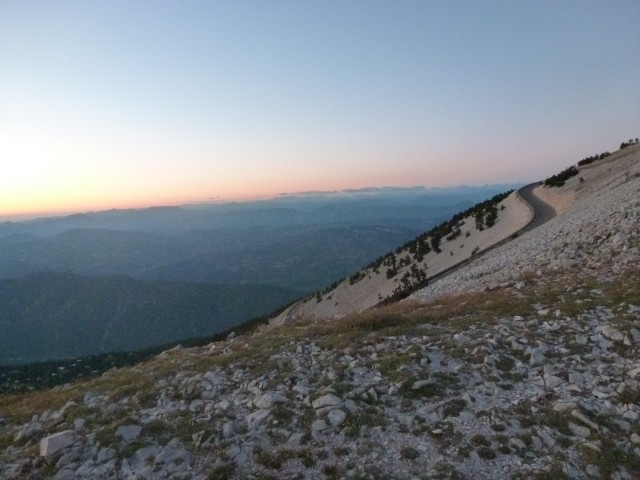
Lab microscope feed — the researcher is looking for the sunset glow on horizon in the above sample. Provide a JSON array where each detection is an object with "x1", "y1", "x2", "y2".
[{"x1": 2, "y1": 1, "x2": 639, "y2": 220}]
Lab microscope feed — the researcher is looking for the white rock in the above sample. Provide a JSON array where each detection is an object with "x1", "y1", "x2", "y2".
[
  {"x1": 40, "y1": 430, "x2": 75, "y2": 457},
  {"x1": 453, "y1": 333, "x2": 471, "y2": 343},
  {"x1": 327, "y1": 409, "x2": 347, "y2": 427},
  {"x1": 116, "y1": 425, "x2": 142, "y2": 442},
  {"x1": 293, "y1": 384, "x2": 310, "y2": 396},
  {"x1": 222, "y1": 421, "x2": 235, "y2": 439},
  {"x1": 553, "y1": 401, "x2": 577, "y2": 412},
  {"x1": 216, "y1": 399, "x2": 231, "y2": 412},
  {"x1": 568, "y1": 372, "x2": 584, "y2": 385},
  {"x1": 592, "y1": 390, "x2": 609, "y2": 399},
  {"x1": 629, "y1": 367, "x2": 640, "y2": 378},
  {"x1": 569, "y1": 422, "x2": 590, "y2": 438},
  {"x1": 246, "y1": 409, "x2": 270, "y2": 430},
  {"x1": 571, "y1": 410, "x2": 599, "y2": 431},
  {"x1": 509, "y1": 438, "x2": 526, "y2": 450},
  {"x1": 253, "y1": 392, "x2": 287, "y2": 409},
  {"x1": 545, "y1": 375, "x2": 563, "y2": 388},
  {"x1": 312, "y1": 419, "x2": 327, "y2": 432},
  {"x1": 601, "y1": 326, "x2": 624, "y2": 342},
  {"x1": 411, "y1": 379, "x2": 431, "y2": 390},
  {"x1": 192, "y1": 431, "x2": 205, "y2": 448},
  {"x1": 537, "y1": 427, "x2": 556, "y2": 448},
  {"x1": 529, "y1": 348, "x2": 545, "y2": 366},
  {"x1": 204, "y1": 371, "x2": 225, "y2": 385},
  {"x1": 586, "y1": 465, "x2": 600, "y2": 478},
  {"x1": 312, "y1": 393, "x2": 342, "y2": 410}
]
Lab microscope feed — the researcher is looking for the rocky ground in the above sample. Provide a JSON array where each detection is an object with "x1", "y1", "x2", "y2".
[{"x1": 0, "y1": 145, "x2": 639, "y2": 480}]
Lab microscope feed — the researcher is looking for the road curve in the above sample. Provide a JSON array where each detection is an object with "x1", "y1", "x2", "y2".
[
  {"x1": 517, "y1": 182, "x2": 557, "y2": 231},
  {"x1": 282, "y1": 183, "x2": 561, "y2": 317},
  {"x1": 399, "y1": 183, "x2": 558, "y2": 299}
]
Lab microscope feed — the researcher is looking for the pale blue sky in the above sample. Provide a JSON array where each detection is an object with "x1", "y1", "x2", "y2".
[{"x1": 1, "y1": 1, "x2": 639, "y2": 217}]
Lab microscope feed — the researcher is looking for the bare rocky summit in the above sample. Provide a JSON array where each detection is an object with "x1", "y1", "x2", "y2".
[{"x1": 0, "y1": 144, "x2": 639, "y2": 479}]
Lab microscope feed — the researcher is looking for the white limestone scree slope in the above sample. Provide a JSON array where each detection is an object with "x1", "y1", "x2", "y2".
[{"x1": 0, "y1": 143, "x2": 639, "y2": 480}]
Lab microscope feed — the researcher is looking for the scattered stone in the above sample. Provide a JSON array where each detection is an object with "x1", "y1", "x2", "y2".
[
  {"x1": 40, "y1": 431, "x2": 75, "y2": 457},
  {"x1": 327, "y1": 409, "x2": 347, "y2": 427},
  {"x1": 553, "y1": 401, "x2": 576, "y2": 412},
  {"x1": 246, "y1": 409, "x2": 271, "y2": 430},
  {"x1": 253, "y1": 392, "x2": 287, "y2": 409},
  {"x1": 571, "y1": 410, "x2": 599, "y2": 431},
  {"x1": 312, "y1": 393, "x2": 342, "y2": 410},
  {"x1": 600, "y1": 326, "x2": 624, "y2": 342},
  {"x1": 529, "y1": 349, "x2": 545, "y2": 366},
  {"x1": 115, "y1": 425, "x2": 142, "y2": 442},
  {"x1": 569, "y1": 423, "x2": 590, "y2": 438}
]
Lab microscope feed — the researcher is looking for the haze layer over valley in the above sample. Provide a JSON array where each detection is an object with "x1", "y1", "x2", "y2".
[{"x1": 0, "y1": 185, "x2": 512, "y2": 364}]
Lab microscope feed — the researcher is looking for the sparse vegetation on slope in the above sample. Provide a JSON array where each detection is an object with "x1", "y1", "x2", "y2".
[
  {"x1": 577, "y1": 151, "x2": 611, "y2": 166},
  {"x1": 1, "y1": 264, "x2": 638, "y2": 479},
  {"x1": 619, "y1": 138, "x2": 639, "y2": 149},
  {"x1": 296, "y1": 188, "x2": 529, "y2": 321},
  {"x1": 1, "y1": 143, "x2": 638, "y2": 480},
  {"x1": 367, "y1": 190, "x2": 513, "y2": 272},
  {"x1": 543, "y1": 165, "x2": 579, "y2": 187},
  {"x1": 545, "y1": 138, "x2": 638, "y2": 186}
]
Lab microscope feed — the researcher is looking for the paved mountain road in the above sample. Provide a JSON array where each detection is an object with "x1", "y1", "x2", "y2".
[
  {"x1": 517, "y1": 182, "x2": 557, "y2": 231},
  {"x1": 277, "y1": 183, "x2": 559, "y2": 320},
  {"x1": 402, "y1": 183, "x2": 558, "y2": 293}
]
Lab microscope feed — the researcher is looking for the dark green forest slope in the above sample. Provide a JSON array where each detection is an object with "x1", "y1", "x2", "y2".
[{"x1": 0, "y1": 273, "x2": 297, "y2": 364}]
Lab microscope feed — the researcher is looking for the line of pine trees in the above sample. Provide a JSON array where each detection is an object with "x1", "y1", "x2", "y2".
[
  {"x1": 620, "y1": 138, "x2": 639, "y2": 149},
  {"x1": 545, "y1": 137, "x2": 638, "y2": 187},
  {"x1": 364, "y1": 189, "x2": 513, "y2": 274}
]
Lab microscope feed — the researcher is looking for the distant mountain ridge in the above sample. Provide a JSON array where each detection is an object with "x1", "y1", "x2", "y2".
[{"x1": 0, "y1": 185, "x2": 517, "y2": 236}]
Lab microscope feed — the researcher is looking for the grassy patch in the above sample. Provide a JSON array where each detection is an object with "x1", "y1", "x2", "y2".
[
  {"x1": 343, "y1": 407, "x2": 386, "y2": 438},
  {"x1": 442, "y1": 398, "x2": 467, "y2": 418},
  {"x1": 297, "y1": 449, "x2": 315, "y2": 467},
  {"x1": 581, "y1": 438, "x2": 640, "y2": 478},
  {"x1": 400, "y1": 445, "x2": 420, "y2": 460},
  {"x1": 618, "y1": 387, "x2": 640, "y2": 405},
  {"x1": 208, "y1": 464, "x2": 236, "y2": 480},
  {"x1": 541, "y1": 409, "x2": 572, "y2": 436},
  {"x1": 495, "y1": 356, "x2": 515, "y2": 372},
  {"x1": 428, "y1": 421, "x2": 462, "y2": 451},
  {"x1": 254, "y1": 446, "x2": 294, "y2": 470},
  {"x1": 375, "y1": 354, "x2": 412, "y2": 382},
  {"x1": 471, "y1": 434, "x2": 490, "y2": 447},
  {"x1": 401, "y1": 379, "x2": 445, "y2": 399}
]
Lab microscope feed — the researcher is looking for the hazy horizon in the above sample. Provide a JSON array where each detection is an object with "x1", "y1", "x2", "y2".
[
  {"x1": 0, "y1": 181, "x2": 521, "y2": 222},
  {"x1": 2, "y1": 1, "x2": 639, "y2": 218}
]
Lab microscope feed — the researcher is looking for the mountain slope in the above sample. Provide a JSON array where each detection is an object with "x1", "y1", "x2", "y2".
[
  {"x1": 274, "y1": 188, "x2": 532, "y2": 322},
  {"x1": 0, "y1": 273, "x2": 298, "y2": 364},
  {"x1": 0, "y1": 144, "x2": 639, "y2": 479},
  {"x1": 412, "y1": 141, "x2": 640, "y2": 301}
]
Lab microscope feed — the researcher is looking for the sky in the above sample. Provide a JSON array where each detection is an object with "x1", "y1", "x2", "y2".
[{"x1": 1, "y1": 1, "x2": 639, "y2": 219}]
